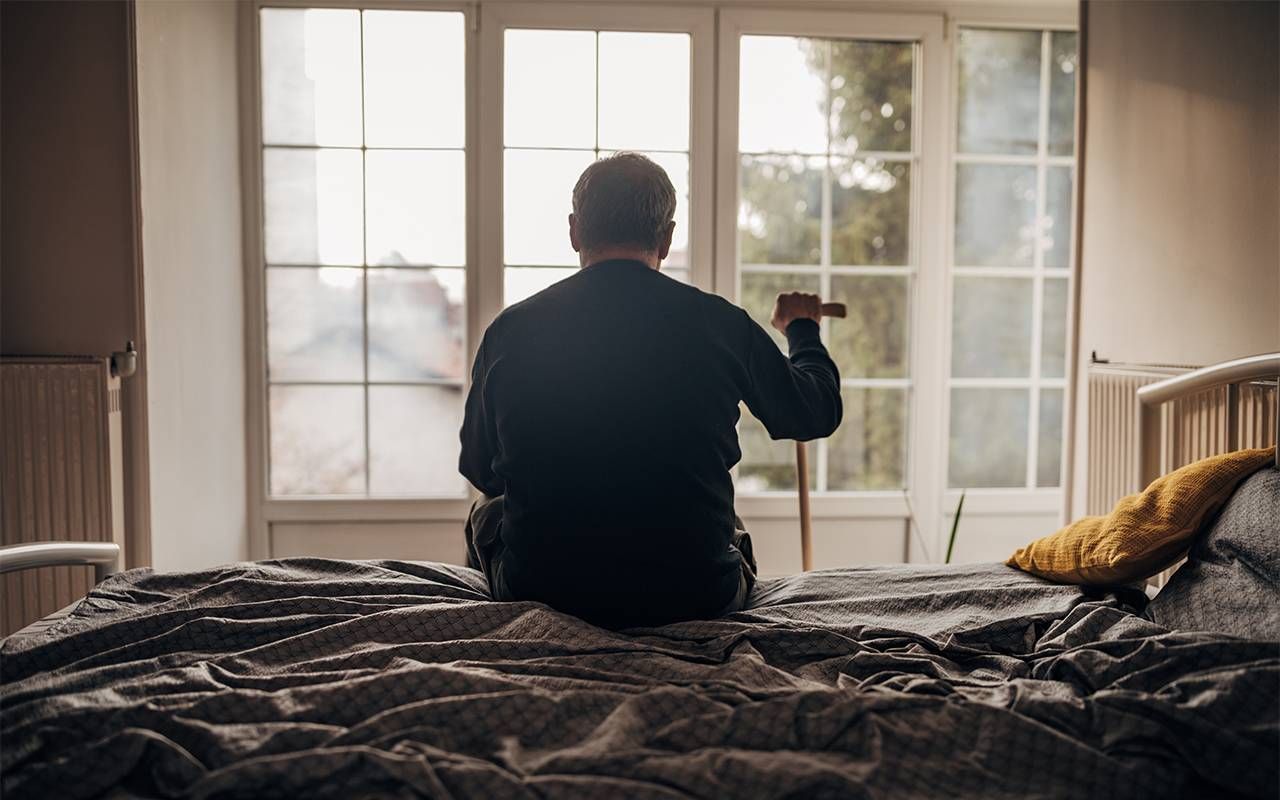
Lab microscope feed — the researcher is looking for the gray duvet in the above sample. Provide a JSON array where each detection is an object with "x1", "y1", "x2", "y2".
[{"x1": 2, "y1": 560, "x2": 1276, "y2": 799}]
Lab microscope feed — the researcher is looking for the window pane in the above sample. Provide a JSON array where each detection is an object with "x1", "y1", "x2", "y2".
[
  {"x1": 831, "y1": 159, "x2": 910, "y2": 265},
  {"x1": 267, "y1": 267, "x2": 363, "y2": 382},
  {"x1": 505, "y1": 149, "x2": 594, "y2": 266},
  {"x1": 1037, "y1": 388, "x2": 1064, "y2": 487},
  {"x1": 829, "y1": 40, "x2": 914, "y2": 154},
  {"x1": 504, "y1": 29, "x2": 595, "y2": 148},
  {"x1": 739, "y1": 155, "x2": 823, "y2": 265},
  {"x1": 504, "y1": 267, "x2": 577, "y2": 307},
  {"x1": 1048, "y1": 32, "x2": 1078, "y2": 157},
  {"x1": 260, "y1": 9, "x2": 362, "y2": 146},
  {"x1": 270, "y1": 386, "x2": 365, "y2": 495},
  {"x1": 952, "y1": 277, "x2": 1032, "y2": 378},
  {"x1": 829, "y1": 387, "x2": 906, "y2": 490},
  {"x1": 1041, "y1": 278, "x2": 1068, "y2": 378},
  {"x1": 948, "y1": 388, "x2": 1028, "y2": 488},
  {"x1": 740, "y1": 271, "x2": 821, "y2": 350},
  {"x1": 955, "y1": 163, "x2": 1036, "y2": 267},
  {"x1": 737, "y1": 407, "x2": 813, "y2": 492},
  {"x1": 1044, "y1": 166, "x2": 1073, "y2": 269},
  {"x1": 264, "y1": 148, "x2": 363, "y2": 265},
  {"x1": 362, "y1": 11, "x2": 464, "y2": 148},
  {"x1": 598, "y1": 32, "x2": 689, "y2": 151},
  {"x1": 956, "y1": 29, "x2": 1041, "y2": 155},
  {"x1": 829, "y1": 275, "x2": 908, "y2": 379},
  {"x1": 369, "y1": 386, "x2": 465, "y2": 495},
  {"x1": 739, "y1": 36, "x2": 827, "y2": 154},
  {"x1": 368, "y1": 269, "x2": 465, "y2": 381},
  {"x1": 366, "y1": 150, "x2": 465, "y2": 267}
]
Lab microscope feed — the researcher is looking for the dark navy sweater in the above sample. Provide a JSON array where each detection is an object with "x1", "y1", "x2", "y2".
[{"x1": 459, "y1": 259, "x2": 841, "y2": 626}]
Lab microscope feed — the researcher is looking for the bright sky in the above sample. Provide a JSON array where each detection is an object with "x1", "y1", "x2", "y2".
[{"x1": 738, "y1": 36, "x2": 828, "y2": 154}]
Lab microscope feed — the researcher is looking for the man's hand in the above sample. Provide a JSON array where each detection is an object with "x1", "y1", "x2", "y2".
[{"x1": 771, "y1": 292, "x2": 823, "y2": 334}]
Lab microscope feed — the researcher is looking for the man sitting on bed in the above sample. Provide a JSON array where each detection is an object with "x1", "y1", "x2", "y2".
[{"x1": 459, "y1": 153, "x2": 841, "y2": 628}]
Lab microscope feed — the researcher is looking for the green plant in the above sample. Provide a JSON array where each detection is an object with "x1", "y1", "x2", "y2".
[
  {"x1": 900, "y1": 489, "x2": 966, "y2": 565},
  {"x1": 945, "y1": 491, "x2": 966, "y2": 565}
]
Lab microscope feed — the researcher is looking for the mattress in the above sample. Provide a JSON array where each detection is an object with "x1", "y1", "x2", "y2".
[{"x1": 2, "y1": 559, "x2": 1276, "y2": 799}]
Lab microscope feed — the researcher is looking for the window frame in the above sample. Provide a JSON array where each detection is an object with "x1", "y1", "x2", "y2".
[
  {"x1": 240, "y1": 0, "x2": 1079, "y2": 563},
  {"x1": 476, "y1": 2, "x2": 717, "y2": 321},
  {"x1": 939, "y1": 17, "x2": 1080, "y2": 516},
  {"x1": 241, "y1": 0, "x2": 481, "y2": 560},
  {"x1": 716, "y1": 8, "x2": 948, "y2": 548}
]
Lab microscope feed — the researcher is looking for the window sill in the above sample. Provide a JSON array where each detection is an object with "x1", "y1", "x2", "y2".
[{"x1": 263, "y1": 496, "x2": 474, "y2": 523}]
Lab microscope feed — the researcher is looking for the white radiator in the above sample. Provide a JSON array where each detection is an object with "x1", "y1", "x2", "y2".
[
  {"x1": 1, "y1": 357, "x2": 124, "y2": 636},
  {"x1": 1087, "y1": 362, "x2": 1277, "y2": 516}
]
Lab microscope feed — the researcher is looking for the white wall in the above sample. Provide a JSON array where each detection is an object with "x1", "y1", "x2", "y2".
[
  {"x1": 1069, "y1": 0, "x2": 1280, "y2": 519},
  {"x1": 136, "y1": 0, "x2": 248, "y2": 570}
]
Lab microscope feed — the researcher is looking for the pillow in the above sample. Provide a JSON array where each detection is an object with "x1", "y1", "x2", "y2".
[
  {"x1": 1007, "y1": 447, "x2": 1275, "y2": 585},
  {"x1": 1145, "y1": 467, "x2": 1279, "y2": 639}
]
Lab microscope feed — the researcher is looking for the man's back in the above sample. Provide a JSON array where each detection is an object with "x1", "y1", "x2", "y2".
[{"x1": 460, "y1": 259, "x2": 841, "y2": 626}]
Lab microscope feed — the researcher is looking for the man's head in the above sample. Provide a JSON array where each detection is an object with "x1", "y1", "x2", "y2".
[{"x1": 569, "y1": 152, "x2": 676, "y2": 269}]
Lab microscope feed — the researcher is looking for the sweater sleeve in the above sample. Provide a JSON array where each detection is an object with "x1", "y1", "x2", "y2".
[
  {"x1": 458, "y1": 334, "x2": 505, "y2": 497},
  {"x1": 740, "y1": 314, "x2": 843, "y2": 442}
]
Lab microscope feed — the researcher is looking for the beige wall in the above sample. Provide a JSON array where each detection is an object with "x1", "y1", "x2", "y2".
[
  {"x1": 1070, "y1": 0, "x2": 1280, "y2": 517},
  {"x1": 135, "y1": 0, "x2": 248, "y2": 570},
  {"x1": 1, "y1": 1, "x2": 142, "y2": 358}
]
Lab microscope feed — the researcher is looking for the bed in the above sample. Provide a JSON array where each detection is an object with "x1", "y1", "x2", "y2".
[
  {"x1": 2, "y1": 361, "x2": 1277, "y2": 799},
  {"x1": 3, "y1": 544, "x2": 1277, "y2": 799}
]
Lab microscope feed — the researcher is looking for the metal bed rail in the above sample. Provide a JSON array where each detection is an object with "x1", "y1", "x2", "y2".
[
  {"x1": 0, "y1": 541, "x2": 121, "y2": 585},
  {"x1": 1136, "y1": 352, "x2": 1279, "y2": 490}
]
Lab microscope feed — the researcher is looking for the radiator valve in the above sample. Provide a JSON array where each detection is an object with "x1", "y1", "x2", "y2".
[{"x1": 111, "y1": 341, "x2": 137, "y2": 378}]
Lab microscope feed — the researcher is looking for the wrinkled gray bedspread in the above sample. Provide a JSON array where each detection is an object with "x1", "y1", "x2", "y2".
[{"x1": 2, "y1": 559, "x2": 1277, "y2": 799}]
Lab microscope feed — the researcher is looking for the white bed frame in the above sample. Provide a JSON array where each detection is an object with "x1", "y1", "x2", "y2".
[
  {"x1": 1136, "y1": 352, "x2": 1280, "y2": 489},
  {"x1": 0, "y1": 541, "x2": 121, "y2": 584},
  {"x1": 1137, "y1": 352, "x2": 1279, "y2": 590}
]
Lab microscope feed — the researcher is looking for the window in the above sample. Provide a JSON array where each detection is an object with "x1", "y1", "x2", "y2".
[
  {"x1": 259, "y1": 8, "x2": 468, "y2": 497},
  {"x1": 246, "y1": 4, "x2": 1078, "y2": 560},
  {"x1": 947, "y1": 28, "x2": 1077, "y2": 490},
  {"x1": 501, "y1": 27, "x2": 693, "y2": 305},
  {"x1": 734, "y1": 34, "x2": 916, "y2": 493}
]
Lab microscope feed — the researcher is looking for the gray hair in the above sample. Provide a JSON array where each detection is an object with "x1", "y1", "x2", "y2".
[{"x1": 571, "y1": 153, "x2": 676, "y2": 251}]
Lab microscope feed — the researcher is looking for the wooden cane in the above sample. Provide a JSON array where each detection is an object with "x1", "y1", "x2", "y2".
[
  {"x1": 797, "y1": 441, "x2": 814, "y2": 571},
  {"x1": 797, "y1": 302, "x2": 847, "y2": 572}
]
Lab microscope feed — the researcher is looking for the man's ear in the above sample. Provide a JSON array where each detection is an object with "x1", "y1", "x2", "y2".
[
  {"x1": 568, "y1": 213, "x2": 581, "y2": 253},
  {"x1": 657, "y1": 220, "x2": 675, "y2": 261}
]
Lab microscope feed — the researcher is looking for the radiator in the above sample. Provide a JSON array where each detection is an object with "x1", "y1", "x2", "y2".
[
  {"x1": 1, "y1": 357, "x2": 124, "y2": 636},
  {"x1": 1087, "y1": 362, "x2": 1277, "y2": 515}
]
